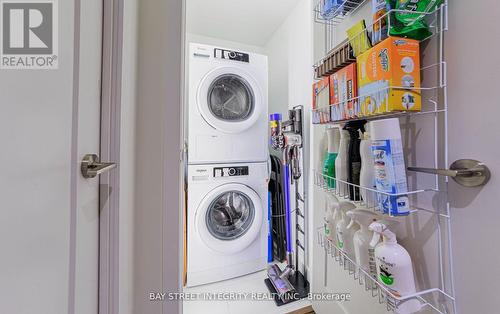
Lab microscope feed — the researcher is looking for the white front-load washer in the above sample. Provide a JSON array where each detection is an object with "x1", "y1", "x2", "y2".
[
  {"x1": 186, "y1": 162, "x2": 268, "y2": 287},
  {"x1": 188, "y1": 43, "x2": 268, "y2": 164}
]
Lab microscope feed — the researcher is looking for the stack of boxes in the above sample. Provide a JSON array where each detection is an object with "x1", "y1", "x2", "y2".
[{"x1": 312, "y1": 36, "x2": 421, "y2": 124}]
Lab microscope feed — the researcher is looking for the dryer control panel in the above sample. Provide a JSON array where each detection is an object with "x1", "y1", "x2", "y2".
[
  {"x1": 213, "y1": 166, "x2": 249, "y2": 178},
  {"x1": 214, "y1": 48, "x2": 249, "y2": 63}
]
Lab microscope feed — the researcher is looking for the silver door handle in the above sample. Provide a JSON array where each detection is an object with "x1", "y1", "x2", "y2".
[
  {"x1": 81, "y1": 154, "x2": 117, "y2": 178},
  {"x1": 407, "y1": 159, "x2": 490, "y2": 187}
]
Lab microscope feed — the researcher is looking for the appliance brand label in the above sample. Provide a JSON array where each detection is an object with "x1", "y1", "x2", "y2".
[{"x1": 214, "y1": 48, "x2": 249, "y2": 63}]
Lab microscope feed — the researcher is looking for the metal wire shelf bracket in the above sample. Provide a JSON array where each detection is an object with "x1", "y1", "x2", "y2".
[
  {"x1": 317, "y1": 229, "x2": 455, "y2": 314},
  {"x1": 312, "y1": 1, "x2": 457, "y2": 313},
  {"x1": 313, "y1": 170, "x2": 449, "y2": 218},
  {"x1": 314, "y1": 0, "x2": 370, "y2": 25},
  {"x1": 313, "y1": 5, "x2": 445, "y2": 75}
]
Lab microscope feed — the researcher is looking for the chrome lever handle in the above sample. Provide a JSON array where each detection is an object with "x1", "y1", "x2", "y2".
[
  {"x1": 81, "y1": 154, "x2": 117, "y2": 178},
  {"x1": 407, "y1": 159, "x2": 490, "y2": 187}
]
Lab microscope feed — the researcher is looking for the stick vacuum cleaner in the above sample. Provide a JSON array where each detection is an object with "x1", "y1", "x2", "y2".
[{"x1": 265, "y1": 107, "x2": 310, "y2": 306}]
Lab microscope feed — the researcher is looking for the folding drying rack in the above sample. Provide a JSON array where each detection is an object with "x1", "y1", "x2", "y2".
[{"x1": 311, "y1": 1, "x2": 457, "y2": 313}]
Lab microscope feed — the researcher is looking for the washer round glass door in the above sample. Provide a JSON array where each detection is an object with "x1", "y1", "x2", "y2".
[
  {"x1": 197, "y1": 67, "x2": 263, "y2": 134},
  {"x1": 196, "y1": 183, "x2": 263, "y2": 254}
]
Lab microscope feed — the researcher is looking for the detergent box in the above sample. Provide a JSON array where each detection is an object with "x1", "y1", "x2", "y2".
[
  {"x1": 312, "y1": 76, "x2": 331, "y2": 124},
  {"x1": 357, "y1": 37, "x2": 421, "y2": 116},
  {"x1": 329, "y1": 63, "x2": 358, "y2": 121}
]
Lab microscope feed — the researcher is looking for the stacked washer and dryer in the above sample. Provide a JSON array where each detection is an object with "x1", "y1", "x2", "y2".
[{"x1": 186, "y1": 43, "x2": 270, "y2": 287}]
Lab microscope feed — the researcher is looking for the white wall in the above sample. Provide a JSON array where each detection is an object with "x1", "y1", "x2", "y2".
[{"x1": 264, "y1": 0, "x2": 314, "y2": 277}]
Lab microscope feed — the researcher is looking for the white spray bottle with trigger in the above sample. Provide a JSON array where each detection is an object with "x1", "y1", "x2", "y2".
[
  {"x1": 335, "y1": 201, "x2": 357, "y2": 260},
  {"x1": 359, "y1": 122, "x2": 376, "y2": 207},
  {"x1": 369, "y1": 221, "x2": 422, "y2": 314},
  {"x1": 346, "y1": 210, "x2": 380, "y2": 283},
  {"x1": 335, "y1": 126, "x2": 350, "y2": 196},
  {"x1": 324, "y1": 194, "x2": 340, "y2": 241}
]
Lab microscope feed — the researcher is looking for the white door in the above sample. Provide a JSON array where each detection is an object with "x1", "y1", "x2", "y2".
[{"x1": 0, "y1": 1, "x2": 105, "y2": 313}]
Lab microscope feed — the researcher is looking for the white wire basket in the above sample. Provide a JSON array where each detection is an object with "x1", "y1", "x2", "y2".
[
  {"x1": 313, "y1": 170, "x2": 451, "y2": 218},
  {"x1": 314, "y1": 4, "x2": 445, "y2": 75},
  {"x1": 314, "y1": 0, "x2": 369, "y2": 25},
  {"x1": 317, "y1": 227, "x2": 455, "y2": 314}
]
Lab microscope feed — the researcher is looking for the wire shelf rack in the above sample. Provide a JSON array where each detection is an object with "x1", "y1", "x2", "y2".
[
  {"x1": 311, "y1": 2, "x2": 456, "y2": 312},
  {"x1": 314, "y1": 0, "x2": 369, "y2": 25},
  {"x1": 316, "y1": 228, "x2": 455, "y2": 314},
  {"x1": 313, "y1": 170, "x2": 449, "y2": 218},
  {"x1": 314, "y1": 5, "x2": 445, "y2": 76},
  {"x1": 311, "y1": 79, "x2": 446, "y2": 124}
]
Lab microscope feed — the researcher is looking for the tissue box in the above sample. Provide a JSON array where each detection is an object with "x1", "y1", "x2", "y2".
[
  {"x1": 357, "y1": 37, "x2": 421, "y2": 116},
  {"x1": 312, "y1": 77, "x2": 331, "y2": 124},
  {"x1": 329, "y1": 63, "x2": 358, "y2": 121}
]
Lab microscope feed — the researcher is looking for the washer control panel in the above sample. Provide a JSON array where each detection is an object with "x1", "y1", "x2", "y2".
[
  {"x1": 214, "y1": 48, "x2": 249, "y2": 63},
  {"x1": 214, "y1": 166, "x2": 249, "y2": 178}
]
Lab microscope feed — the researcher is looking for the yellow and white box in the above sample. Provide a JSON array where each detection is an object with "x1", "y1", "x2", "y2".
[{"x1": 357, "y1": 37, "x2": 421, "y2": 116}]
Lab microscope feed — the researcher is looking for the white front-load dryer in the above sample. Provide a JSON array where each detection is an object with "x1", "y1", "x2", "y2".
[
  {"x1": 188, "y1": 43, "x2": 269, "y2": 164},
  {"x1": 186, "y1": 162, "x2": 268, "y2": 287}
]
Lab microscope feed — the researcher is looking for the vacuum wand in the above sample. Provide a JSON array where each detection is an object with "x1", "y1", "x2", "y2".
[{"x1": 267, "y1": 108, "x2": 305, "y2": 304}]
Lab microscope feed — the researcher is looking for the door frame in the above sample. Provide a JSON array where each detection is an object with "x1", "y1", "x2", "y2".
[{"x1": 99, "y1": 0, "x2": 124, "y2": 313}]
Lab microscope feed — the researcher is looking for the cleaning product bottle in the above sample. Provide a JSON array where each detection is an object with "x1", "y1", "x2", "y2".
[
  {"x1": 369, "y1": 221, "x2": 422, "y2": 314},
  {"x1": 346, "y1": 210, "x2": 380, "y2": 282},
  {"x1": 345, "y1": 121, "x2": 366, "y2": 201},
  {"x1": 324, "y1": 194, "x2": 340, "y2": 241},
  {"x1": 335, "y1": 126, "x2": 350, "y2": 196},
  {"x1": 316, "y1": 129, "x2": 328, "y2": 174},
  {"x1": 323, "y1": 127, "x2": 340, "y2": 188},
  {"x1": 335, "y1": 201, "x2": 357, "y2": 259},
  {"x1": 360, "y1": 122, "x2": 376, "y2": 207},
  {"x1": 370, "y1": 118, "x2": 410, "y2": 215}
]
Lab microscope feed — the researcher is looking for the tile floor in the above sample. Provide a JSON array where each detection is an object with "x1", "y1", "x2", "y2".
[{"x1": 183, "y1": 270, "x2": 312, "y2": 314}]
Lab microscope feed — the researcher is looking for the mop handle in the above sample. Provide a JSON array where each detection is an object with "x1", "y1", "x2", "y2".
[{"x1": 283, "y1": 163, "x2": 293, "y2": 254}]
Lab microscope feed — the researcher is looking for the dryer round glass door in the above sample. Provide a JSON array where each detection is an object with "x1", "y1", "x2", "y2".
[
  {"x1": 196, "y1": 183, "x2": 263, "y2": 254},
  {"x1": 197, "y1": 67, "x2": 263, "y2": 134},
  {"x1": 208, "y1": 74, "x2": 254, "y2": 122}
]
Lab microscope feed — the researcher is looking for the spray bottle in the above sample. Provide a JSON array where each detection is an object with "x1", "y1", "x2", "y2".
[
  {"x1": 335, "y1": 201, "x2": 357, "y2": 260},
  {"x1": 369, "y1": 221, "x2": 421, "y2": 314},
  {"x1": 360, "y1": 122, "x2": 376, "y2": 207},
  {"x1": 335, "y1": 127, "x2": 350, "y2": 196},
  {"x1": 324, "y1": 194, "x2": 340, "y2": 241},
  {"x1": 345, "y1": 121, "x2": 366, "y2": 201},
  {"x1": 316, "y1": 129, "x2": 328, "y2": 175},
  {"x1": 323, "y1": 127, "x2": 340, "y2": 188},
  {"x1": 346, "y1": 210, "x2": 380, "y2": 282}
]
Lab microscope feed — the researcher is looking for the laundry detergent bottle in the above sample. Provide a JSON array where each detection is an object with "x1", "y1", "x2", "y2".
[
  {"x1": 324, "y1": 193, "x2": 340, "y2": 241},
  {"x1": 370, "y1": 118, "x2": 409, "y2": 215},
  {"x1": 360, "y1": 122, "x2": 376, "y2": 207},
  {"x1": 346, "y1": 210, "x2": 379, "y2": 282},
  {"x1": 369, "y1": 221, "x2": 421, "y2": 314},
  {"x1": 335, "y1": 201, "x2": 357, "y2": 259},
  {"x1": 335, "y1": 126, "x2": 350, "y2": 196},
  {"x1": 323, "y1": 127, "x2": 341, "y2": 188}
]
